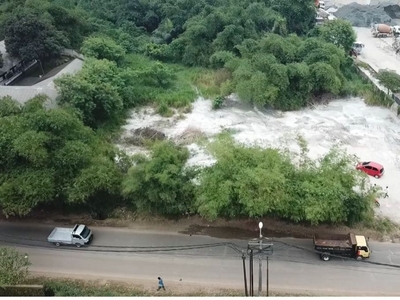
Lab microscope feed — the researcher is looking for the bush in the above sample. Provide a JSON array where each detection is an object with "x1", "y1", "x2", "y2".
[
  {"x1": 122, "y1": 141, "x2": 198, "y2": 216},
  {"x1": 0, "y1": 285, "x2": 45, "y2": 296},
  {"x1": 0, "y1": 247, "x2": 31, "y2": 285},
  {"x1": 195, "y1": 135, "x2": 374, "y2": 225},
  {"x1": 212, "y1": 95, "x2": 225, "y2": 109}
]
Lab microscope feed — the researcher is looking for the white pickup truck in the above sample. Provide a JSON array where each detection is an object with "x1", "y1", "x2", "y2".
[{"x1": 47, "y1": 224, "x2": 93, "y2": 247}]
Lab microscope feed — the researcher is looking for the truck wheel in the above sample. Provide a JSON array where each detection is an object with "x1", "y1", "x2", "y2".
[
  {"x1": 55, "y1": 242, "x2": 60, "y2": 247},
  {"x1": 321, "y1": 254, "x2": 330, "y2": 261},
  {"x1": 356, "y1": 256, "x2": 362, "y2": 261},
  {"x1": 75, "y1": 243, "x2": 81, "y2": 248}
]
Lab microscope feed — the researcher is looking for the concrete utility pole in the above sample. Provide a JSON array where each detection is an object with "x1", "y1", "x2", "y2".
[
  {"x1": 246, "y1": 222, "x2": 273, "y2": 297},
  {"x1": 258, "y1": 222, "x2": 263, "y2": 296}
]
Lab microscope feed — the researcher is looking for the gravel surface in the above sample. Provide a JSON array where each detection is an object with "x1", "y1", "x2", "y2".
[{"x1": 334, "y1": 3, "x2": 395, "y2": 26}]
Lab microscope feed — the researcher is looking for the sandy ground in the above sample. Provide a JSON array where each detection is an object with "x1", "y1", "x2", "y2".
[{"x1": 119, "y1": 96, "x2": 400, "y2": 224}]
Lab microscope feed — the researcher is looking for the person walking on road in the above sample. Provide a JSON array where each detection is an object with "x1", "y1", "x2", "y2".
[
  {"x1": 157, "y1": 277, "x2": 166, "y2": 291},
  {"x1": 384, "y1": 186, "x2": 389, "y2": 198}
]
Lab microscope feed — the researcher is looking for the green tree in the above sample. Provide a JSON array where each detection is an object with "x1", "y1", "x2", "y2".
[
  {"x1": 47, "y1": 4, "x2": 91, "y2": 49},
  {"x1": 67, "y1": 157, "x2": 123, "y2": 219},
  {"x1": 81, "y1": 36, "x2": 126, "y2": 64},
  {"x1": 0, "y1": 96, "x2": 121, "y2": 217},
  {"x1": 318, "y1": 19, "x2": 356, "y2": 53},
  {"x1": 309, "y1": 62, "x2": 341, "y2": 95},
  {"x1": 0, "y1": 96, "x2": 22, "y2": 117},
  {"x1": 270, "y1": 0, "x2": 316, "y2": 35},
  {"x1": 0, "y1": 247, "x2": 31, "y2": 285},
  {"x1": 376, "y1": 69, "x2": 400, "y2": 93},
  {"x1": 4, "y1": 10, "x2": 68, "y2": 61},
  {"x1": 196, "y1": 135, "x2": 372, "y2": 225},
  {"x1": 122, "y1": 141, "x2": 197, "y2": 216},
  {"x1": 55, "y1": 58, "x2": 124, "y2": 127}
]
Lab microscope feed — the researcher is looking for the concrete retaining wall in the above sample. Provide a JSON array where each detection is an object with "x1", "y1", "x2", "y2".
[
  {"x1": 356, "y1": 62, "x2": 400, "y2": 116},
  {"x1": 62, "y1": 49, "x2": 84, "y2": 60}
]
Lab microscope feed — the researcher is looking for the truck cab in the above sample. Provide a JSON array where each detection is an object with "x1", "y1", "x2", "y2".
[
  {"x1": 355, "y1": 235, "x2": 370, "y2": 259},
  {"x1": 72, "y1": 224, "x2": 93, "y2": 245}
]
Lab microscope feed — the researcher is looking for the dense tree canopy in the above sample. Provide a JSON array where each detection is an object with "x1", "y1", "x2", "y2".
[
  {"x1": 196, "y1": 136, "x2": 374, "y2": 225},
  {"x1": 4, "y1": 10, "x2": 68, "y2": 61},
  {"x1": 0, "y1": 95, "x2": 122, "y2": 217},
  {"x1": 315, "y1": 19, "x2": 356, "y2": 53},
  {"x1": 81, "y1": 36, "x2": 126, "y2": 64},
  {"x1": 122, "y1": 141, "x2": 197, "y2": 216},
  {"x1": 0, "y1": 0, "x2": 377, "y2": 228}
]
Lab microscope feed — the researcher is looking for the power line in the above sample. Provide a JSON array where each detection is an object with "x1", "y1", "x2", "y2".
[
  {"x1": 2, "y1": 230, "x2": 400, "y2": 271},
  {"x1": 274, "y1": 240, "x2": 400, "y2": 270}
]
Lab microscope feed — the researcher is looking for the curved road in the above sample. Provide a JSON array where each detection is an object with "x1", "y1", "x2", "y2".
[{"x1": 1, "y1": 221, "x2": 400, "y2": 295}]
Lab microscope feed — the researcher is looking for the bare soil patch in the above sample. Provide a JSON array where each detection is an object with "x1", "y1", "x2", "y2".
[{"x1": 2, "y1": 209, "x2": 399, "y2": 242}]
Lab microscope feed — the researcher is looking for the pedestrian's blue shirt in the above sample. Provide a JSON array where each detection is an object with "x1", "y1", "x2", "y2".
[{"x1": 159, "y1": 279, "x2": 164, "y2": 286}]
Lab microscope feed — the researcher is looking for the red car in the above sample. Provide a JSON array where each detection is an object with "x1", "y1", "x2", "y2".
[{"x1": 356, "y1": 161, "x2": 384, "y2": 178}]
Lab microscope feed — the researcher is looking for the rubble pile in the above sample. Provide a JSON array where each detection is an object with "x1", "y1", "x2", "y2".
[{"x1": 334, "y1": 3, "x2": 395, "y2": 27}]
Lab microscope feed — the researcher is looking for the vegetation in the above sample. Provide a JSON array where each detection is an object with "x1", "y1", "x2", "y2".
[
  {"x1": 0, "y1": 0, "x2": 383, "y2": 228},
  {"x1": 122, "y1": 141, "x2": 197, "y2": 216},
  {"x1": 4, "y1": 9, "x2": 68, "y2": 61},
  {"x1": 0, "y1": 247, "x2": 30, "y2": 285},
  {"x1": 23, "y1": 277, "x2": 308, "y2": 296},
  {"x1": 0, "y1": 95, "x2": 123, "y2": 218},
  {"x1": 0, "y1": 51, "x2": 3, "y2": 68},
  {"x1": 196, "y1": 135, "x2": 374, "y2": 225},
  {"x1": 376, "y1": 69, "x2": 400, "y2": 94}
]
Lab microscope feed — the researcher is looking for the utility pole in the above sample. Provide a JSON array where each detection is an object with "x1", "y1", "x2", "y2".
[
  {"x1": 247, "y1": 222, "x2": 273, "y2": 297},
  {"x1": 266, "y1": 256, "x2": 269, "y2": 297},
  {"x1": 242, "y1": 251, "x2": 248, "y2": 296},
  {"x1": 249, "y1": 249, "x2": 254, "y2": 296},
  {"x1": 258, "y1": 222, "x2": 263, "y2": 296}
]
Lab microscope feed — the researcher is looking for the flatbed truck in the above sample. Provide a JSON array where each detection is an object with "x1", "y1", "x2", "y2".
[{"x1": 47, "y1": 224, "x2": 93, "y2": 247}]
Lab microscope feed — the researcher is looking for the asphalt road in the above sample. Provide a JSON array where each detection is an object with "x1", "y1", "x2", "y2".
[{"x1": 1, "y1": 221, "x2": 400, "y2": 295}]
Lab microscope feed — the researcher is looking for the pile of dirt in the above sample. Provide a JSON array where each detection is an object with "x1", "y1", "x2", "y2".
[
  {"x1": 176, "y1": 127, "x2": 206, "y2": 145},
  {"x1": 334, "y1": 3, "x2": 395, "y2": 26},
  {"x1": 123, "y1": 127, "x2": 166, "y2": 146}
]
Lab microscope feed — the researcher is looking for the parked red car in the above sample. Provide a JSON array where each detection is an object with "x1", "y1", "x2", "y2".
[{"x1": 356, "y1": 161, "x2": 384, "y2": 178}]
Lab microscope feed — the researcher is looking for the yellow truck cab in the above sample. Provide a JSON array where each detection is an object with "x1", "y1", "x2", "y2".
[{"x1": 355, "y1": 234, "x2": 371, "y2": 259}]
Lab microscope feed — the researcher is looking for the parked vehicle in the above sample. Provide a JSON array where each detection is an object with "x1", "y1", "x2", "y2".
[
  {"x1": 313, "y1": 233, "x2": 371, "y2": 261},
  {"x1": 352, "y1": 42, "x2": 365, "y2": 55},
  {"x1": 47, "y1": 224, "x2": 93, "y2": 247},
  {"x1": 356, "y1": 161, "x2": 384, "y2": 178},
  {"x1": 371, "y1": 24, "x2": 398, "y2": 37}
]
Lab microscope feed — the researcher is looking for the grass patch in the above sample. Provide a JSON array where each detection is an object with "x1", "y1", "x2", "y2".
[
  {"x1": 181, "y1": 67, "x2": 232, "y2": 99},
  {"x1": 123, "y1": 54, "x2": 233, "y2": 115},
  {"x1": 340, "y1": 76, "x2": 369, "y2": 97},
  {"x1": 362, "y1": 86, "x2": 393, "y2": 107},
  {"x1": 355, "y1": 60, "x2": 372, "y2": 71},
  {"x1": 363, "y1": 216, "x2": 399, "y2": 235},
  {"x1": 124, "y1": 54, "x2": 197, "y2": 113},
  {"x1": 24, "y1": 277, "x2": 316, "y2": 297}
]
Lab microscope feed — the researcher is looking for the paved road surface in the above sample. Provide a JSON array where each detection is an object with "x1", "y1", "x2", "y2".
[
  {"x1": 1, "y1": 222, "x2": 400, "y2": 295},
  {"x1": 354, "y1": 27, "x2": 400, "y2": 73}
]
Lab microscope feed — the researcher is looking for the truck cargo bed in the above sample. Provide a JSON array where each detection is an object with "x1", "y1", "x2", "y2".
[
  {"x1": 47, "y1": 227, "x2": 73, "y2": 243},
  {"x1": 313, "y1": 233, "x2": 356, "y2": 248}
]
